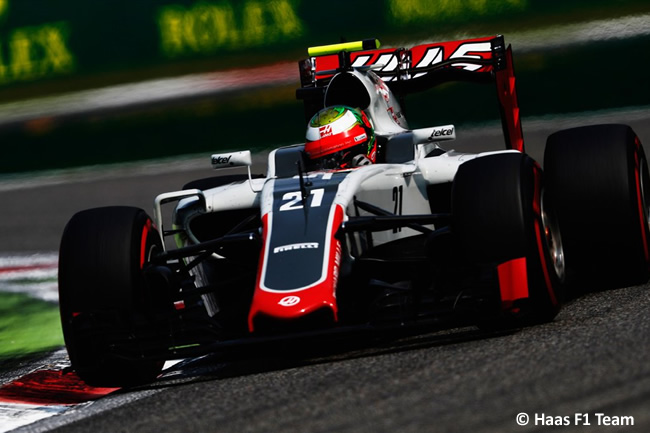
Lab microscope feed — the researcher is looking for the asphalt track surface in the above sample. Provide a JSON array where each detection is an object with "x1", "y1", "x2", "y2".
[{"x1": 2, "y1": 108, "x2": 650, "y2": 432}]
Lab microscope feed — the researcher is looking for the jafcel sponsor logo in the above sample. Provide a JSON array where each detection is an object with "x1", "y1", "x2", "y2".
[
  {"x1": 211, "y1": 155, "x2": 232, "y2": 165},
  {"x1": 429, "y1": 126, "x2": 454, "y2": 139},
  {"x1": 273, "y1": 242, "x2": 319, "y2": 254}
]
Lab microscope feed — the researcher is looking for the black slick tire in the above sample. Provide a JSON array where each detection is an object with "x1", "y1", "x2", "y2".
[
  {"x1": 452, "y1": 153, "x2": 565, "y2": 324},
  {"x1": 58, "y1": 206, "x2": 164, "y2": 387},
  {"x1": 544, "y1": 124, "x2": 650, "y2": 288}
]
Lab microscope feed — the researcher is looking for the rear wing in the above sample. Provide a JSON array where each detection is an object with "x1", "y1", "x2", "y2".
[{"x1": 296, "y1": 35, "x2": 523, "y2": 152}]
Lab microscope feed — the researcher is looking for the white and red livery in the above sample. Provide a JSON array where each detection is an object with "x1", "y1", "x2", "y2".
[{"x1": 57, "y1": 36, "x2": 650, "y2": 387}]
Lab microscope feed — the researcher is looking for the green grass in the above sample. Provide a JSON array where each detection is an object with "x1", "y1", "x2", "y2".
[{"x1": 0, "y1": 292, "x2": 64, "y2": 361}]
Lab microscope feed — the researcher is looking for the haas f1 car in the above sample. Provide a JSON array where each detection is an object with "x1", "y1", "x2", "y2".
[{"x1": 58, "y1": 36, "x2": 650, "y2": 386}]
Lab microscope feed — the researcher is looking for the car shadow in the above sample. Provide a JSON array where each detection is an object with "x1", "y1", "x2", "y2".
[{"x1": 130, "y1": 325, "x2": 516, "y2": 392}]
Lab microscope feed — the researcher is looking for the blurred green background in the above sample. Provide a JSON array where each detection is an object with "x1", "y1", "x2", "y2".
[
  {"x1": 0, "y1": 0, "x2": 649, "y2": 173},
  {"x1": 0, "y1": 292, "x2": 62, "y2": 365}
]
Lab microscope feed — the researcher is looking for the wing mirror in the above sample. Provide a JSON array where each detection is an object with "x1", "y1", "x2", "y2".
[
  {"x1": 210, "y1": 150, "x2": 261, "y2": 192},
  {"x1": 211, "y1": 150, "x2": 252, "y2": 169}
]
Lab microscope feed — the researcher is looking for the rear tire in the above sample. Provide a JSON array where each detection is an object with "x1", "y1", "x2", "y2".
[
  {"x1": 452, "y1": 153, "x2": 565, "y2": 324},
  {"x1": 59, "y1": 206, "x2": 164, "y2": 387},
  {"x1": 544, "y1": 124, "x2": 650, "y2": 288}
]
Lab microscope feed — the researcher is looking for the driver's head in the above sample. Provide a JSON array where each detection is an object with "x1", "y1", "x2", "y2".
[{"x1": 305, "y1": 106, "x2": 376, "y2": 170}]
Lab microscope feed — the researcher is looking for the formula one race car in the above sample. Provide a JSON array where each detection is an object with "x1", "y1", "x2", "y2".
[{"x1": 58, "y1": 35, "x2": 650, "y2": 386}]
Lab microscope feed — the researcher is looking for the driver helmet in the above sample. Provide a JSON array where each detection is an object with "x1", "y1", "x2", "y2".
[{"x1": 305, "y1": 106, "x2": 376, "y2": 170}]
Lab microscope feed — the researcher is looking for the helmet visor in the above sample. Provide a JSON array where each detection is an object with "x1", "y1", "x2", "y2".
[{"x1": 306, "y1": 144, "x2": 370, "y2": 171}]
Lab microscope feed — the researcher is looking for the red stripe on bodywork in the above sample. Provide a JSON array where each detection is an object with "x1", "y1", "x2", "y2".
[
  {"x1": 497, "y1": 257, "x2": 529, "y2": 310},
  {"x1": 0, "y1": 369, "x2": 118, "y2": 406},
  {"x1": 495, "y1": 45, "x2": 524, "y2": 152}
]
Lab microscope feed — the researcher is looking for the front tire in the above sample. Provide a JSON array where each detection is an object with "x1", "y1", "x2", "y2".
[
  {"x1": 59, "y1": 206, "x2": 164, "y2": 387},
  {"x1": 452, "y1": 153, "x2": 565, "y2": 324}
]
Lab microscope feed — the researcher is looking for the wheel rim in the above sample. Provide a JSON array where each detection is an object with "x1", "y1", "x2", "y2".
[{"x1": 540, "y1": 190, "x2": 566, "y2": 281}]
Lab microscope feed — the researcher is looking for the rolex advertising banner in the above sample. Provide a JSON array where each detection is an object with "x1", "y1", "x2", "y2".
[
  {"x1": 1, "y1": 0, "x2": 645, "y2": 90},
  {"x1": 0, "y1": 0, "x2": 648, "y2": 173}
]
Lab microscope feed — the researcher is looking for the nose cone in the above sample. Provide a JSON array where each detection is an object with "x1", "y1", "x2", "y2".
[
  {"x1": 248, "y1": 205, "x2": 344, "y2": 333},
  {"x1": 248, "y1": 291, "x2": 338, "y2": 334}
]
